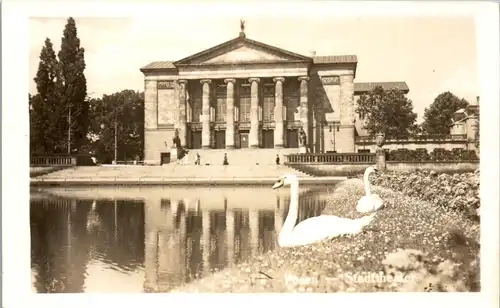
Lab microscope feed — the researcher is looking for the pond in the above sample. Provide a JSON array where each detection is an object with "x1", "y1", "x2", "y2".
[{"x1": 30, "y1": 185, "x2": 335, "y2": 293}]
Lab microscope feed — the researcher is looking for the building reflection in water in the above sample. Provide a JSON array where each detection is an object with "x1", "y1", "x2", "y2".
[{"x1": 30, "y1": 187, "x2": 328, "y2": 293}]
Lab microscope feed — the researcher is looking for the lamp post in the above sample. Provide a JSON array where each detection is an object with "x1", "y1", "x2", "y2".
[{"x1": 329, "y1": 122, "x2": 339, "y2": 153}]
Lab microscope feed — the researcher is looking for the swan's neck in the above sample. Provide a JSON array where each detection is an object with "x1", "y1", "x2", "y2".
[
  {"x1": 281, "y1": 182, "x2": 299, "y2": 235},
  {"x1": 363, "y1": 170, "x2": 372, "y2": 196}
]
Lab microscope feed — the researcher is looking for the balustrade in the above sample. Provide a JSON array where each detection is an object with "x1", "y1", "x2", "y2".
[
  {"x1": 30, "y1": 156, "x2": 77, "y2": 166},
  {"x1": 285, "y1": 152, "x2": 376, "y2": 164}
]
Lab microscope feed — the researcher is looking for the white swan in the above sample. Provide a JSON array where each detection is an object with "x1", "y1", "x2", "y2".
[
  {"x1": 356, "y1": 166, "x2": 384, "y2": 213},
  {"x1": 272, "y1": 174, "x2": 377, "y2": 247}
]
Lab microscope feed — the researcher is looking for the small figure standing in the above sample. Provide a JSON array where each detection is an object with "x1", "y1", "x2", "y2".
[
  {"x1": 298, "y1": 128, "x2": 307, "y2": 147},
  {"x1": 276, "y1": 154, "x2": 280, "y2": 165},
  {"x1": 223, "y1": 153, "x2": 229, "y2": 165},
  {"x1": 196, "y1": 152, "x2": 201, "y2": 165}
]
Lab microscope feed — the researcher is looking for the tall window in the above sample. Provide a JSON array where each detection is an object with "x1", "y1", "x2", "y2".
[
  {"x1": 190, "y1": 86, "x2": 202, "y2": 122},
  {"x1": 263, "y1": 85, "x2": 275, "y2": 121},
  {"x1": 215, "y1": 84, "x2": 226, "y2": 122},
  {"x1": 239, "y1": 84, "x2": 251, "y2": 122}
]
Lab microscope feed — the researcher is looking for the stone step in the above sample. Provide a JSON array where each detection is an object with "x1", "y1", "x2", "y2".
[
  {"x1": 43, "y1": 164, "x2": 309, "y2": 179},
  {"x1": 177, "y1": 148, "x2": 298, "y2": 166}
]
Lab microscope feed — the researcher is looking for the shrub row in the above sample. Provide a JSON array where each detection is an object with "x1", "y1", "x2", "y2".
[
  {"x1": 371, "y1": 169, "x2": 480, "y2": 219},
  {"x1": 386, "y1": 148, "x2": 479, "y2": 162}
]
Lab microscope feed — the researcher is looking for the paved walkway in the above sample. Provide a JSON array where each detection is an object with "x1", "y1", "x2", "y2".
[{"x1": 30, "y1": 165, "x2": 346, "y2": 185}]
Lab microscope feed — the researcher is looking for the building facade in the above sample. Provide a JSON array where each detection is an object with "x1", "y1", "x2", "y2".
[{"x1": 140, "y1": 30, "x2": 409, "y2": 164}]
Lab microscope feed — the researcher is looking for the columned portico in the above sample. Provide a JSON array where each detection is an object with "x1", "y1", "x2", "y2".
[
  {"x1": 178, "y1": 80, "x2": 188, "y2": 146},
  {"x1": 249, "y1": 78, "x2": 260, "y2": 148},
  {"x1": 298, "y1": 76, "x2": 310, "y2": 147},
  {"x1": 201, "y1": 79, "x2": 212, "y2": 149},
  {"x1": 273, "y1": 77, "x2": 285, "y2": 148},
  {"x1": 224, "y1": 78, "x2": 236, "y2": 149}
]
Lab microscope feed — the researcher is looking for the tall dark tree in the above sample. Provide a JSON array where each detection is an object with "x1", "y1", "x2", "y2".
[
  {"x1": 422, "y1": 91, "x2": 469, "y2": 135},
  {"x1": 58, "y1": 17, "x2": 88, "y2": 153},
  {"x1": 31, "y1": 38, "x2": 64, "y2": 154},
  {"x1": 355, "y1": 86, "x2": 418, "y2": 139}
]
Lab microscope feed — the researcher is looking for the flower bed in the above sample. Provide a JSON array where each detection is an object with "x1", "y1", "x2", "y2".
[{"x1": 369, "y1": 169, "x2": 480, "y2": 219}]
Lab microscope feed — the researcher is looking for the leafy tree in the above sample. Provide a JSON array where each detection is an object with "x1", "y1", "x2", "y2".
[
  {"x1": 31, "y1": 38, "x2": 65, "y2": 154},
  {"x1": 355, "y1": 86, "x2": 418, "y2": 139},
  {"x1": 58, "y1": 17, "x2": 88, "y2": 153},
  {"x1": 87, "y1": 90, "x2": 144, "y2": 163},
  {"x1": 422, "y1": 91, "x2": 469, "y2": 135}
]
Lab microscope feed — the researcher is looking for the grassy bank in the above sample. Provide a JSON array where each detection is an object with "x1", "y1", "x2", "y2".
[{"x1": 168, "y1": 179, "x2": 480, "y2": 293}]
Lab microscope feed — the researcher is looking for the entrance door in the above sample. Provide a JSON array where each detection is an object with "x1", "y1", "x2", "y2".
[
  {"x1": 262, "y1": 130, "x2": 274, "y2": 148},
  {"x1": 191, "y1": 131, "x2": 202, "y2": 149},
  {"x1": 214, "y1": 130, "x2": 226, "y2": 149},
  {"x1": 287, "y1": 129, "x2": 299, "y2": 148},
  {"x1": 240, "y1": 132, "x2": 249, "y2": 148}
]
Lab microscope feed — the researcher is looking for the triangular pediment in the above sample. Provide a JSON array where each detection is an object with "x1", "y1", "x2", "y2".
[{"x1": 174, "y1": 36, "x2": 311, "y2": 66}]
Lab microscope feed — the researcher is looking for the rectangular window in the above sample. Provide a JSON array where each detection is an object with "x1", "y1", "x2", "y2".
[
  {"x1": 263, "y1": 85, "x2": 275, "y2": 121},
  {"x1": 239, "y1": 84, "x2": 251, "y2": 122},
  {"x1": 216, "y1": 85, "x2": 226, "y2": 122},
  {"x1": 192, "y1": 98, "x2": 202, "y2": 123}
]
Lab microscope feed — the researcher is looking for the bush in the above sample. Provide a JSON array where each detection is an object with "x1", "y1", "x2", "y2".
[
  {"x1": 386, "y1": 148, "x2": 478, "y2": 162},
  {"x1": 371, "y1": 169, "x2": 480, "y2": 220}
]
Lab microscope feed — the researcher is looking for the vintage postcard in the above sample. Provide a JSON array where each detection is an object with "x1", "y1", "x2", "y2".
[{"x1": 2, "y1": 1, "x2": 499, "y2": 308}]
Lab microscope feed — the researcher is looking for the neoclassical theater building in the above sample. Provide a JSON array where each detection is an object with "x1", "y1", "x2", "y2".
[{"x1": 140, "y1": 28, "x2": 409, "y2": 164}]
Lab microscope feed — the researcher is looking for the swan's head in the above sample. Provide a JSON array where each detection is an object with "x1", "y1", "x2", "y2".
[
  {"x1": 272, "y1": 174, "x2": 298, "y2": 189},
  {"x1": 365, "y1": 165, "x2": 379, "y2": 175}
]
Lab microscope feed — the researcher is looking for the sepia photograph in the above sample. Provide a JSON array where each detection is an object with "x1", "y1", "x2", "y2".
[{"x1": 2, "y1": 1, "x2": 499, "y2": 307}]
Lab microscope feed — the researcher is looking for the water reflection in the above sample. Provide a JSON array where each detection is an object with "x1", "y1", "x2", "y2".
[{"x1": 30, "y1": 186, "x2": 332, "y2": 293}]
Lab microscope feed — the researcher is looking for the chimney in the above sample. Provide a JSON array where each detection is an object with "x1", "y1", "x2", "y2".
[
  {"x1": 476, "y1": 96, "x2": 480, "y2": 105},
  {"x1": 310, "y1": 50, "x2": 316, "y2": 57}
]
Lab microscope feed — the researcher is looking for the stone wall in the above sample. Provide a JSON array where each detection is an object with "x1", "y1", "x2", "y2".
[{"x1": 144, "y1": 130, "x2": 175, "y2": 165}]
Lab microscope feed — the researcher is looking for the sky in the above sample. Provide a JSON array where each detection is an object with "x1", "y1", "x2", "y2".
[{"x1": 29, "y1": 15, "x2": 478, "y2": 122}]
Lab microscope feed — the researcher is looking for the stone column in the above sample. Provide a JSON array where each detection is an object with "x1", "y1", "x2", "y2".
[
  {"x1": 178, "y1": 80, "x2": 188, "y2": 147},
  {"x1": 202, "y1": 209, "x2": 211, "y2": 276},
  {"x1": 273, "y1": 77, "x2": 285, "y2": 148},
  {"x1": 249, "y1": 78, "x2": 260, "y2": 148},
  {"x1": 224, "y1": 78, "x2": 236, "y2": 149},
  {"x1": 299, "y1": 76, "x2": 310, "y2": 148},
  {"x1": 375, "y1": 133, "x2": 387, "y2": 170},
  {"x1": 226, "y1": 209, "x2": 235, "y2": 266},
  {"x1": 249, "y1": 209, "x2": 259, "y2": 255},
  {"x1": 201, "y1": 79, "x2": 212, "y2": 149}
]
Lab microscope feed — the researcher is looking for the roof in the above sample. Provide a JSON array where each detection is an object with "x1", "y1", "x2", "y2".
[
  {"x1": 354, "y1": 82, "x2": 410, "y2": 94},
  {"x1": 313, "y1": 55, "x2": 358, "y2": 64},
  {"x1": 140, "y1": 61, "x2": 176, "y2": 71},
  {"x1": 173, "y1": 34, "x2": 311, "y2": 66},
  {"x1": 140, "y1": 34, "x2": 358, "y2": 72}
]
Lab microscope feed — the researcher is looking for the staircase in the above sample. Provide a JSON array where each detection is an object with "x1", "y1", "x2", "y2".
[{"x1": 177, "y1": 148, "x2": 298, "y2": 166}]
